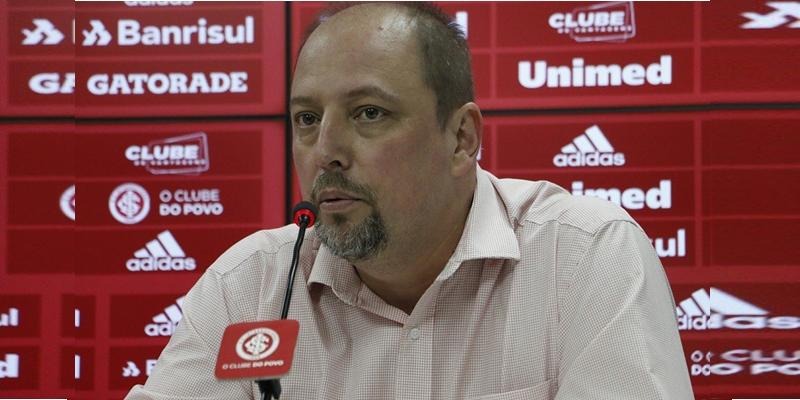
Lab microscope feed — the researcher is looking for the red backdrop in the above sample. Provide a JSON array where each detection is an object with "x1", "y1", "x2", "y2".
[{"x1": 1, "y1": 1, "x2": 798, "y2": 399}]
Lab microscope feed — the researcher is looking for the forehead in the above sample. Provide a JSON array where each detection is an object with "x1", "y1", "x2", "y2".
[{"x1": 292, "y1": 5, "x2": 427, "y2": 100}]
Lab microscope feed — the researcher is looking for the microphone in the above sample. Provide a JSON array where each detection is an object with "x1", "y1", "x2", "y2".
[{"x1": 215, "y1": 202, "x2": 318, "y2": 400}]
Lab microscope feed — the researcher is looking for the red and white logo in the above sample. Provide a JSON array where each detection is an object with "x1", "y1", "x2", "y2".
[
  {"x1": 109, "y1": 183, "x2": 150, "y2": 224},
  {"x1": 741, "y1": 2, "x2": 800, "y2": 29},
  {"x1": 553, "y1": 125, "x2": 625, "y2": 168},
  {"x1": 127, "y1": 231, "x2": 196, "y2": 273},
  {"x1": 571, "y1": 180, "x2": 672, "y2": 210},
  {"x1": 519, "y1": 55, "x2": 672, "y2": 89},
  {"x1": 21, "y1": 18, "x2": 65, "y2": 46},
  {"x1": 82, "y1": 20, "x2": 113, "y2": 46},
  {"x1": 677, "y1": 287, "x2": 800, "y2": 331},
  {"x1": 144, "y1": 296, "x2": 185, "y2": 336},
  {"x1": 215, "y1": 320, "x2": 299, "y2": 380},
  {"x1": 236, "y1": 328, "x2": 280, "y2": 361},
  {"x1": 60, "y1": 184, "x2": 76, "y2": 221},
  {"x1": 548, "y1": 1, "x2": 636, "y2": 42},
  {"x1": 125, "y1": 132, "x2": 210, "y2": 175},
  {"x1": 29, "y1": 72, "x2": 75, "y2": 95}
]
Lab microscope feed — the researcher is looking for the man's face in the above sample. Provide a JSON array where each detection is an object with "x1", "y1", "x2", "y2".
[{"x1": 291, "y1": 6, "x2": 454, "y2": 262}]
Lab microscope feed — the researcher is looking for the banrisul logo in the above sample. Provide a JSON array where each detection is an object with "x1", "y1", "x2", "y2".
[
  {"x1": 740, "y1": 2, "x2": 800, "y2": 29},
  {"x1": 126, "y1": 230, "x2": 196, "y2": 272},
  {"x1": 553, "y1": 125, "x2": 625, "y2": 168},
  {"x1": 677, "y1": 287, "x2": 800, "y2": 331}
]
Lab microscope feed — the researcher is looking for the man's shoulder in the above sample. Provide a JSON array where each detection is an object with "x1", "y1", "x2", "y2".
[
  {"x1": 490, "y1": 175, "x2": 636, "y2": 235},
  {"x1": 207, "y1": 224, "x2": 299, "y2": 276}
]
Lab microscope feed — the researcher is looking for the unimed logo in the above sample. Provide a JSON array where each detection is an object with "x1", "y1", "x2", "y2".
[
  {"x1": 518, "y1": 55, "x2": 672, "y2": 89},
  {"x1": 677, "y1": 287, "x2": 800, "y2": 331},
  {"x1": 571, "y1": 180, "x2": 671, "y2": 210}
]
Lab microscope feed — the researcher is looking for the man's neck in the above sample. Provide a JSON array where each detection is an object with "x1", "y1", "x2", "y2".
[{"x1": 353, "y1": 186, "x2": 474, "y2": 315}]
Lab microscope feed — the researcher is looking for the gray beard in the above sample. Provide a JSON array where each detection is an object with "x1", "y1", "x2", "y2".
[{"x1": 314, "y1": 211, "x2": 388, "y2": 262}]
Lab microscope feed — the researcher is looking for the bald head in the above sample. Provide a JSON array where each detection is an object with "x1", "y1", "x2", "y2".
[{"x1": 295, "y1": 2, "x2": 474, "y2": 129}]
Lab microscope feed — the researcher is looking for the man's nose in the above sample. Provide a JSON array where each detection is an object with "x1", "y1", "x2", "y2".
[{"x1": 314, "y1": 113, "x2": 353, "y2": 171}]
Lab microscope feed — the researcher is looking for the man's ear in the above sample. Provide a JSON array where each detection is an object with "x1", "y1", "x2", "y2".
[{"x1": 448, "y1": 102, "x2": 483, "y2": 177}]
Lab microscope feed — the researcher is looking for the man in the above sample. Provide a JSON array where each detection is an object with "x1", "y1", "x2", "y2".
[{"x1": 127, "y1": 3, "x2": 694, "y2": 399}]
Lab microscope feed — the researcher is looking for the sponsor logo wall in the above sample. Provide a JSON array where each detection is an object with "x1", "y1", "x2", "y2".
[{"x1": 1, "y1": 1, "x2": 799, "y2": 399}]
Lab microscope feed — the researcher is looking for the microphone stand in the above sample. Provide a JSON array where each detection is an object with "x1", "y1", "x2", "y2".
[{"x1": 257, "y1": 213, "x2": 311, "y2": 400}]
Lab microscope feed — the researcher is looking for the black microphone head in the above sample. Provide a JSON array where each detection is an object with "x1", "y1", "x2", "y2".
[{"x1": 292, "y1": 201, "x2": 318, "y2": 227}]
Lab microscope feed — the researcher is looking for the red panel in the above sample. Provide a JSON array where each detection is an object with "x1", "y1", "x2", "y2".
[
  {"x1": 702, "y1": 45, "x2": 800, "y2": 93},
  {"x1": 7, "y1": 228, "x2": 75, "y2": 274},
  {"x1": 0, "y1": 295, "x2": 41, "y2": 338},
  {"x1": 702, "y1": 0, "x2": 800, "y2": 41},
  {"x1": 75, "y1": 227, "x2": 253, "y2": 275},
  {"x1": 0, "y1": 346, "x2": 39, "y2": 390},
  {"x1": 79, "y1": 179, "x2": 262, "y2": 226},
  {"x1": 8, "y1": 180, "x2": 75, "y2": 225},
  {"x1": 108, "y1": 346, "x2": 165, "y2": 390},
  {"x1": 8, "y1": 129, "x2": 75, "y2": 177},
  {"x1": 109, "y1": 294, "x2": 186, "y2": 339},
  {"x1": 493, "y1": 118, "x2": 693, "y2": 171},
  {"x1": 76, "y1": 128, "x2": 262, "y2": 178},
  {"x1": 61, "y1": 295, "x2": 95, "y2": 339},
  {"x1": 702, "y1": 117, "x2": 800, "y2": 166},
  {"x1": 62, "y1": 346, "x2": 94, "y2": 390},
  {"x1": 703, "y1": 170, "x2": 800, "y2": 216},
  {"x1": 496, "y1": 2, "x2": 693, "y2": 47},
  {"x1": 74, "y1": 9, "x2": 264, "y2": 57},
  {"x1": 496, "y1": 48, "x2": 693, "y2": 99},
  {"x1": 704, "y1": 220, "x2": 800, "y2": 267}
]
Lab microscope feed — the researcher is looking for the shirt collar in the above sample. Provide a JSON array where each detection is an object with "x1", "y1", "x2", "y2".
[{"x1": 306, "y1": 166, "x2": 521, "y2": 294}]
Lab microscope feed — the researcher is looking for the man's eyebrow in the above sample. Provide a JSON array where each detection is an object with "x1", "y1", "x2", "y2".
[
  {"x1": 289, "y1": 96, "x2": 316, "y2": 108},
  {"x1": 344, "y1": 85, "x2": 400, "y2": 103},
  {"x1": 290, "y1": 86, "x2": 400, "y2": 108}
]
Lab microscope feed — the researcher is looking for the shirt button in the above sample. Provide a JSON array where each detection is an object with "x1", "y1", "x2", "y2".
[{"x1": 409, "y1": 327, "x2": 421, "y2": 340}]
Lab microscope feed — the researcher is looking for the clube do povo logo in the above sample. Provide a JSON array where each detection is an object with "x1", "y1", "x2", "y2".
[
  {"x1": 236, "y1": 328, "x2": 280, "y2": 362},
  {"x1": 109, "y1": 182, "x2": 151, "y2": 224}
]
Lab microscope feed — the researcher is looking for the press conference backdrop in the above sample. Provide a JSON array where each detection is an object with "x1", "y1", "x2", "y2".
[{"x1": 0, "y1": 1, "x2": 798, "y2": 399}]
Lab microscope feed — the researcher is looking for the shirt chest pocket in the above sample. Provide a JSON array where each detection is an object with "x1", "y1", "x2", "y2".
[{"x1": 472, "y1": 379, "x2": 552, "y2": 400}]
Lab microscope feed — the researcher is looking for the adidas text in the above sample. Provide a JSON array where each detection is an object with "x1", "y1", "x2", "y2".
[
  {"x1": 554, "y1": 152, "x2": 625, "y2": 167},
  {"x1": 519, "y1": 55, "x2": 672, "y2": 89},
  {"x1": 127, "y1": 257, "x2": 196, "y2": 272}
]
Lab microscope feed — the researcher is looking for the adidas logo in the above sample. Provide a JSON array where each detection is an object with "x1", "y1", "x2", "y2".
[
  {"x1": 553, "y1": 125, "x2": 625, "y2": 168},
  {"x1": 126, "y1": 230, "x2": 197, "y2": 272},
  {"x1": 145, "y1": 296, "x2": 185, "y2": 337},
  {"x1": 677, "y1": 287, "x2": 800, "y2": 331}
]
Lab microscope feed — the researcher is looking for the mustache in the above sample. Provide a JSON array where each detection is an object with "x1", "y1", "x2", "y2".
[{"x1": 310, "y1": 171, "x2": 377, "y2": 205}]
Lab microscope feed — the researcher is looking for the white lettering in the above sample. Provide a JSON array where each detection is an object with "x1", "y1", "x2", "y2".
[
  {"x1": 519, "y1": 55, "x2": 672, "y2": 89},
  {"x1": 29, "y1": 72, "x2": 75, "y2": 94},
  {"x1": 87, "y1": 72, "x2": 248, "y2": 95},
  {"x1": 571, "y1": 180, "x2": 672, "y2": 210}
]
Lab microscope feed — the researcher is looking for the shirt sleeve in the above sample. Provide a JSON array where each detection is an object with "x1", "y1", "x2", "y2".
[
  {"x1": 124, "y1": 269, "x2": 254, "y2": 400},
  {"x1": 554, "y1": 220, "x2": 694, "y2": 400}
]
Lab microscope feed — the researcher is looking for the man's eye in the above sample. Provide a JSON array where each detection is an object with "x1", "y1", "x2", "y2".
[
  {"x1": 295, "y1": 112, "x2": 319, "y2": 127},
  {"x1": 355, "y1": 107, "x2": 385, "y2": 121}
]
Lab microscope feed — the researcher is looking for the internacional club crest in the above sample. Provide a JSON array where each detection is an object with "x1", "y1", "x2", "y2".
[
  {"x1": 236, "y1": 328, "x2": 280, "y2": 361},
  {"x1": 109, "y1": 182, "x2": 151, "y2": 224}
]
